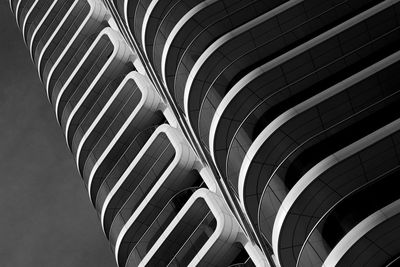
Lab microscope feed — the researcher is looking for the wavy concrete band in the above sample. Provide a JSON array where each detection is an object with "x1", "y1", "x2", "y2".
[{"x1": 10, "y1": 0, "x2": 400, "y2": 266}]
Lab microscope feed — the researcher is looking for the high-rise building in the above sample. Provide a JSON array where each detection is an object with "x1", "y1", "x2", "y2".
[{"x1": 8, "y1": 0, "x2": 400, "y2": 266}]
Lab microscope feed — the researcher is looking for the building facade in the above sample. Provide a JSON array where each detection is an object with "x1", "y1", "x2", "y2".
[{"x1": 9, "y1": 0, "x2": 400, "y2": 266}]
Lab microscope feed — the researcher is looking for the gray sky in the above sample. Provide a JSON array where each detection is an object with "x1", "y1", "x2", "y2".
[{"x1": 0, "y1": 2, "x2": 116, "y2": 266}]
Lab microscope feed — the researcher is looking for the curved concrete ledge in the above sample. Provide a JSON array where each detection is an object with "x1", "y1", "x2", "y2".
[
  {"x1": 74, "y1": 71, "x2": 147, "y2": 171},
  {"x1": 21, "y1": 0, "x2": 37, "y2": 41},
  {"x1": 183, "y1": 0, "x2": 302, "y2": 129},
  {"x1": 38, "y1": 0, "x2": 108, "y2": 87},
  {"x1": 22, "y1": 0, "x2": 54, "y2": 46},
  {"x1": 324, "y1": 199, "x2": 400, "y2": 266},
  {"x1": 160, "y1": 0, "x2": 217, "y2": 86},
  {"x1": 295, "y1": 165, "x2": 400, "y2": 267},
  {"x1": 209, "y1": 0, "x2": 399, "y2": 167},
  {"x1": 45, "y1": 0, "x2": 109, "y2": 100},
  {"x1": 124, "y1": 0, "x2": 152, "y2": 47},
  {"x1": 139, "y1": 188, "x2": 241, "y2": 266},
  {"x1": 141, "y1": 0, "x2": 160, "y2": 58},
  {"x1": 238, "y1": 48, "x2": 400, "y2": 215},
  {"x1": 85, "y1": 71, "x2": 163, "y2": 200},
  {"x1": 16, "y1": 0, "x2": 35, "y2": 33},
  {"x1": 28, "y1": 0, "x2": 57, "y2": 58},
  {"x1": 100, "y1": 124, "x2": 189, "y2": 229},
  {"x1": 64, "y1": 32, "x2": 131, "y2": 149},
  {"x1": 252, "y1": 49, "x2": 400, "y2": 246},
  {"x1": 14, "y1": 0, "x2": 23, "y2": 27},
  {"x1": 36, "y1": 0, "x2": 79, "y2": 79},
  {"x1": 109, "y1": 125, "x2": 198, "y2": 265},
  {"x1": 272, "y1": 117, "x2": 400, "y2": 266},
  {"x1": 54, "y1": 27, "x2": 118, "y2": 121}
]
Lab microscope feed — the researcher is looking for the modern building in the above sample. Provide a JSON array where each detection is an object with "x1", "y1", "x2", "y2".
[{"x1": 8, "y1": 0, "x2": 400, "y2": 266}]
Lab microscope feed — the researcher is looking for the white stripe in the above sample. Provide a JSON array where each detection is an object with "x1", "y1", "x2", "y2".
[
  {"x1": 323, "y1": 199, "x2": 400, "y2": 266},
  {"x1": 54, "y1": 26, "x2": 112, "y2": 121},
  {"x1": 86, "y1": 72, "x2": 161, "y2": 200},
  {"x1": 184, "y1": 0, "x2": 303, "y2": 121},
  {"x1": 139, "y1": 188, "x2": 239, "y2": 266},
  {"x1": 37, "y1": 0, "x2": 80, "y2": 81},
  {"x1": 255, "y1": 50, "x2": 400, "y2": 239},
  {"x1": 14, "y1": 0, "x2": 24, "y2": 27},
  {"x1": 208, "y1": 0, "x2": 400, "y2": 198},
  {"x1": 160, "y1": 0, "x2": 217, "y2": 86},
  {"x1": 141, "y1": 0, "x2": 160, "y2": 58},
  {"x1": 45, "y1": 0, "x2": 108, "y2": 100},
  {"x1": 64, "y1": 32, "x2": 127, "y2": 149},
  {"x1": 21, "y1": 0, "x2": 38, "y2": 41},
  {"x1": 272, "y1": 117, "x2": 400, "y2": 265},
  {"x1": 75, "y1": 71, "x2": 133, "y2": 172},
  {"x1": 29, "y1": 0, "x2": 58, "y2": 59}
]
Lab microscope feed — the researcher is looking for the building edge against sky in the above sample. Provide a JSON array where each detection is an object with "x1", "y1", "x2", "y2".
[{"x1": 8, "y1": 0, "x2": 400, "y2": 266}]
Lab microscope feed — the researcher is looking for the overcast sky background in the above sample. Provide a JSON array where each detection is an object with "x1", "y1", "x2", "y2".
[{"x1": 0, "y1": 2, "x2": 116, "y2": 266}]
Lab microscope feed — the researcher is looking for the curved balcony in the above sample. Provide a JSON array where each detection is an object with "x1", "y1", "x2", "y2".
[
  {"x1": 53, "y1": 28, "x2": 117, "y2": 122},
  {"x1": 140, "y1": 188, "x2": 241, "y2": 267},
  {"x1": 94, "y1": 125, "x2": 161, "y2": 211},
  {"x1": 15, "y1": 0, "x2": 35, "y2": 29},
  {"x1": 80, "y1": 72, "x2": 164, "y2": 203},
  {"x1": 123, "y1": 187, "x2": 202, "y2": 266},
  {"x1": 208, "y1": 0, "x2": 400, "y2": 226},
  {"x1": 39, "y1": 0, "x2": 108, "y2": 87},
  {"x1": 61, "y1": 35, "x2": 132, "y2": 149},
  {"x1": 164, "y1": 0, "x2": 286, "y2": 110},
  {"x1": 143, "y1": 0, "x2": 215, "y2": 65},
  {"x1": 324, "y1": 199, "x2": 400, "y2": 266},
  {"x1": 70, "y1": 78, "x2": 124, "y2": 157},
  {"x1": 74, "y1": 71, "x2": 152, "y2": 175},
  {"x1": 297, "y1": 166, "x2": 400, "y2": 266},
  {"x1": 71, "y1": 72, "x2": 139, "y2": 161},
  {"x1": 20, "y1": 0, "x2": 37, "y2": 42},
  {"x1": 14, "y1": 0, "x2": 29, "y2": 25},
  {"x1": 9, "y1": 1, "x2": 276, "y2": 266},
  {"x1": 38, "y1": 0, "x2": 91, "y2": 80},
  {"x1": 27, "y1": 0, "x2": 62, "y2": 60},
  {"x1": 22, "y1": 0, "x2": 52, "y2": 44},
  {"x1": 272, "y1": 119, "x2": 400, "y2": 266},
  {"x1": 254, "y1": 50, "x2": 400, "y2": 250},
  {"x1": 102, "y1": 125, "x2": 198, "y2": 237},
  {"x1": 188, "y1": 0, "x2": 380, "y2": 150},
  {"x1": 47, "y1": 34, "x2": 97, "y2": 102},
  {"x1": 31, "y1": 0, "x2": 73, "y2": 65},
  {"x1": 124, "y1": 0, "x2": 151, "y2": 50},
  {"x1": 105, "y1": 127, "x2": 202, "y2": 266}
]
